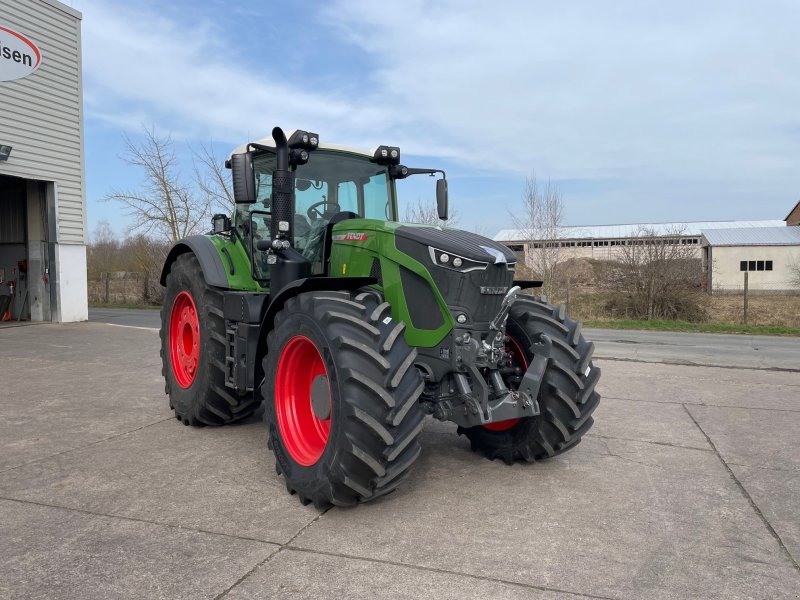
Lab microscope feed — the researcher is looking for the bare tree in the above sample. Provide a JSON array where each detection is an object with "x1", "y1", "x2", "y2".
[
  {"x1": 602, "y1": 226, "x2": 705, "y2": 320},
  {"x1": 403, "y1": 197, "x2": 460, "y2": 227},
  {"x1": 87, "y1": 220, "x2": 121, "y2": 279},
  {"x1": 105, "y1": 127, "x2": 212, "y2": 242},
  {"x1": 510, "y1": 174, "x2": 564, "y2": 299},
  {"x1": 193, "y1": 142, "x2": 234, "y2": 214},
  {"x1": 125, "y1": 234, "x2": 171, "y2": 303},
  {"x1": 789, "y1": 255, "x2": 800, "y2": 289}
]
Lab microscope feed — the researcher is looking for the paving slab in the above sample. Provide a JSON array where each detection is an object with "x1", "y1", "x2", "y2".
[
  {"x1": 597, "y1": 359, "x2": 800, "y2": 411},
  {"x1": 587, "y1": 396, "x2": 711, "y2": 451},
  {"x1": 729, "y1": 465, "x2": 800, "y2": 565},
  {"x1": 0, "y1": 323, "x2": 166, "y2": 470},
  {"x1": 685, "y1": 403, "x2": 800, "y2": 569},
  {"x1": 0, "y1": 418, "x2": 318, "y2": 545},
  {"x1": 291, "y1": 434, "x2": 800, "y2": 600},
  {"x1": 0, "y1": 498, "x2": 277, "y2": 600},
  {"x1": 225, "y1": 548, "x2": 584, "y2": 600},
  {"x1": 685, "y1": 405, "x2": 800, "y2": 472}
]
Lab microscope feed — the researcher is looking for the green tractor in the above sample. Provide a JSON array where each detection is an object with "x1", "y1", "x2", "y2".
[{"x1": 159, "y1": 127, "x2": 601, "y2": 509}]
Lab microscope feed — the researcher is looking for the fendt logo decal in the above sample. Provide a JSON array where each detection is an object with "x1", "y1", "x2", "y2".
[
  {"x1": 0, "y1": 25, "x2": 42, "y2": 82},
  {"x1": 332, "y1": 233, "x2": 369, "y2": 242}
]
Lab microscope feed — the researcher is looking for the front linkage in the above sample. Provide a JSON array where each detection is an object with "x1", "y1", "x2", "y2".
[{"x1": 425, "y1": 286, "x2": 552, "y2": 428}]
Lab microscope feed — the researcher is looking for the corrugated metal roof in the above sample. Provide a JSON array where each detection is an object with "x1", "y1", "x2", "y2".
[
  {"x1": 702, "y1": 226, "x2": 800, "y2": 246},
  {"x1": 494, "y1": 220, "x2": 786, "y2": 241}
]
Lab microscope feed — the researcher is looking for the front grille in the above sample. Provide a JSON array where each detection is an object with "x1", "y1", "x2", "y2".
[{"x1": 426, "y1": 262, "x2": 513, "y2": 326}]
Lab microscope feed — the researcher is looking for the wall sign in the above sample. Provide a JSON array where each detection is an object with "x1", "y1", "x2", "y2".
[{"x1": 0, "y1": 25, "x2": 42, "y2": 82}]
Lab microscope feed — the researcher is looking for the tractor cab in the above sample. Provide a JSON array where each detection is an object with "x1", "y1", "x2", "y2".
[{"x1": 232, "y1": 143, "x2": 396, "y2": 278}]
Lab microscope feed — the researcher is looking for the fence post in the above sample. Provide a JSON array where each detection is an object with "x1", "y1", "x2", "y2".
[
  {"x1": 104, "y1": 272, "x2": 110, "y2": 304},
  {"x1": 743, "y1": 271, "x2": 749, "y2": 325}
]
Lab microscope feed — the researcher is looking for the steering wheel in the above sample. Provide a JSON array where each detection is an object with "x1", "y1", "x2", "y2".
[{"x1": 307, "y1": 200, "x2": 337, "y2": 220}]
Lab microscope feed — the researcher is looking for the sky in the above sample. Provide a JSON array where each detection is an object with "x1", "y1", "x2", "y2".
[{"x1": 68, "y1": 0, "x2": 800, "y2": 239}]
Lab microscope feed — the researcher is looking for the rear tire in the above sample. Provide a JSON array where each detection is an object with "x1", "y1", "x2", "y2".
[
  {"x1": 160, "y1": 252, "x2": 260, "y2": 425},
  {"x1": 458, "y1": 296, "x2": 601, "y2": 464},
  {"x1": 263, "y1": 291, "x2": 425, "y2": 509}
]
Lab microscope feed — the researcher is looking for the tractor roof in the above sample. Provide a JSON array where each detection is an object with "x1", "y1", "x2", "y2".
[{"x1": 229, "y1": 131, "x2": 374, "y2": 159}]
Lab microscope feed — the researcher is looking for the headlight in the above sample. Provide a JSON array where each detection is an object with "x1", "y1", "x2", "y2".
[{"x1": 427, "y1": 247, "x2": 487, "y2": 273}]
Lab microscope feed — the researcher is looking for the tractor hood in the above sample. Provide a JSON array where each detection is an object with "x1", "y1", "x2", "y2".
[{"x1": 394, "y1": 226, "x2": 517, "y2": 265}]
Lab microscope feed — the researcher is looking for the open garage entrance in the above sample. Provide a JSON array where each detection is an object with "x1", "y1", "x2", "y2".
[{"x1": 0, "y1": 173, "x2": 54, "y2": 323}]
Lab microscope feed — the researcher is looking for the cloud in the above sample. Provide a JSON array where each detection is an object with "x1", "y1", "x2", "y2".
[
  {"x1": 322, "y1": 0, "x2": 800, "y2": 184},
  {"x1": 78, "y1": 0, "x2": 800, "y2": 229},
  {"x1": 79, "y1": 1, "x2": 392, "y2": 148}
]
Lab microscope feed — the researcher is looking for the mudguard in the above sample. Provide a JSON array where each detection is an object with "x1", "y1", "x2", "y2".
[
  {"x1": 249, "y1": 276, "x2": 377, "y2": 389},
  {"x1": 160, "y1": 235, "x2": 229, "y2": 288},
  {"x1": 261, "y1": 276, "x2": 376, "y2": 334}
]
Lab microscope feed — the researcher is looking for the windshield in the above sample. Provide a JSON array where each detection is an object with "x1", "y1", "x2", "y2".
[{"x1": 235, "y1": 150, "x2": 393, "y2": 278}]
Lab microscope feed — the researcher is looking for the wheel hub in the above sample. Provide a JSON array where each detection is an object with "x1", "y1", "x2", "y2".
[
  {"x1": 275, "y1": 335, "x2": 331, "y2": 466},
  {"x1": 169, "y1": 291, "x2": 200, "y2": 388},
  {"x1": 310, "y1": 375, "x2": 331, "y2": 420}
]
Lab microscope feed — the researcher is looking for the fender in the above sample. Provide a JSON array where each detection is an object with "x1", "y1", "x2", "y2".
[
  {"x1": 261, "y1": 275, "x2": 376, "y2": 340},
  {"x1": 250, "y1": 276, "x2": 376, "y2": 391},
  {"x1": 160, "y1": 235, "x2": 229, "y2": 288}
]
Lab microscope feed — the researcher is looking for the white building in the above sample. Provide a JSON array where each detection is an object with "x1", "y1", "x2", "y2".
[
  {"x1": 495, "y1": 200, "x2": 800, "y2": 292},
  {"x1": 494, "y1": 220, "x2": 785, "y2": 262},
  {"x1": 703, "y1": 227, "x2": 800, "y2": 292},
  {"x1": 0, "y1": 0, "x2": 86, "y2": 322}
]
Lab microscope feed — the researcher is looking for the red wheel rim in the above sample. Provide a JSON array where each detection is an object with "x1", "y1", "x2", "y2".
[
  {"x1": 483, "y1": 334, "x2": 529, "y2": 431},
  {"x1": 275, "y1": 335, "x2": 331, "y2": 466},
  {"x1": 169, "y1": 291, "x2": 200, "y2": 388}
]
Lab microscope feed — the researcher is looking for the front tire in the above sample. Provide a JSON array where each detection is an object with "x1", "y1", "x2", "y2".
[
  {"x1": 263, "y1": 291, "x2": 425, "y2": 509},
  {"x1": 160, "y1": 252, "x2": 260, "y2": 425},
  {"x1": 459, "y1": 296, "x2": 601, "y2": 464}
]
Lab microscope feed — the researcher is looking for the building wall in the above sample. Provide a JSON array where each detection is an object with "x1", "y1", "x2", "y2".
[
  {"x1": 0, "y1": 0, "x2": 85, "y2": 245},
  {"x1": 509, "y1": 240, "x2": 703, "y2": 263},
  {"x1": 54, "y1": 244, "x2": 87, "y2": 321},
  {"x1": 0, "y1": 0, "x2": 86, "y2": 322},
  {"x1": 709, "y1": 246, "x2": 800, "y2": 291},
  {"x1": 787, "y1": 202, "x2": 800, "y2": 227}
]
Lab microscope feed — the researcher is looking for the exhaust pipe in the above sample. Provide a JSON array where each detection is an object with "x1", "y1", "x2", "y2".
[
  {"x1": 267, "y1": 127, "x2": 311, "y2": 295},
  {"x1": 270, "y1": 127, "x2": 294, "y2": 246}
]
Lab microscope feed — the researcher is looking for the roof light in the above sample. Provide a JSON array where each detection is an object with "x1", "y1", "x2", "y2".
[
  {"x1": 372, "y1": 145, "x2": 401, "y2": 165},
  {"x1": 287, "y1": 130, "x2": 320, "y2": 151}
]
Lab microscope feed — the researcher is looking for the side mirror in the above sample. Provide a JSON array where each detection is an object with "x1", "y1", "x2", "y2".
[
  {"x1": 436, "y1": 178, "x2": 448, "y2": 221},
  {"x1": 231, "y1": 152, "x2": 256, "y2": 204}
]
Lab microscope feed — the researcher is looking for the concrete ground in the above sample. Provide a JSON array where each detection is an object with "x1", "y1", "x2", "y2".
[{"x1": 1, "y1": 319, "x2": 799, "y2": 599}]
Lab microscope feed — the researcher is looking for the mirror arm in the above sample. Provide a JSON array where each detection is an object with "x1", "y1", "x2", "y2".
[{"x1": 394, "y1": 167, "x2": 446, "y2": 180}]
